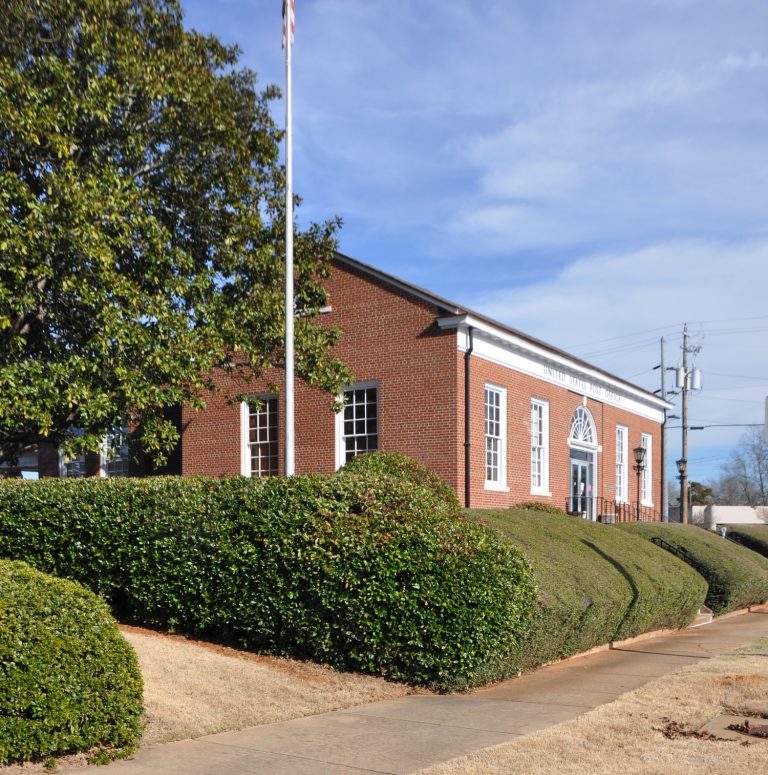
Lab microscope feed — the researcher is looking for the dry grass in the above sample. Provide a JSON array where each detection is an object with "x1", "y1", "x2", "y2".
[
  {"x1": 0, "y1": 625, "x2": 420, "y2": 773},
  {"x1": 122, "y1": 625, "x2": 422, "y2": 745},
  {"x1": 5, "y1": 629, "x2": 768, "y2": 775},
  {"x1": 417, "y1": 638, "x2": 768, "y2": 775}
]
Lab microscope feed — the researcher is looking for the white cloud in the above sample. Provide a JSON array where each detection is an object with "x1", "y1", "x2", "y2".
[
  {"x1": 181, "y1": 0, "x2": 768, "y2": 479},
  {"x1": 720, "y1": 51, "x2": 768, "y2": 71},
  {"x1": 467, "y1": 238, "x2": 768, "y2": 478}
]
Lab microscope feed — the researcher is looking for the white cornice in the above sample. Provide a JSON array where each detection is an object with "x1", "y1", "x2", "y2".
[{"x1": 439, "y1": 314, "x2": 672, "y2": 421}]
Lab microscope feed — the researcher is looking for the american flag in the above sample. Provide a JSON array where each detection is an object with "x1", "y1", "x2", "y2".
[{"x1": 282, "y1": 0, "x2": 295, "y2": 48}]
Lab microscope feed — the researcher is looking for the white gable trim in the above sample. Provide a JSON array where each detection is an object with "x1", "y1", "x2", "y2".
[{"x1": 439, "y1": 315, "x2": 670, "y2": 423}]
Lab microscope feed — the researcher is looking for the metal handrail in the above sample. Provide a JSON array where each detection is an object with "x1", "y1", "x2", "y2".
[
  {"x1": 564, "y1": 497, "x2": 660, "y2": 522},
  {"x1": 649, "y1": 535, "x2": 711, "y2": 579}
]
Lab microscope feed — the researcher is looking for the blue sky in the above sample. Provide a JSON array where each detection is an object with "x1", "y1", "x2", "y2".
[{"x1": 183, "y1": 0, "x2": 768, "y2": 486}]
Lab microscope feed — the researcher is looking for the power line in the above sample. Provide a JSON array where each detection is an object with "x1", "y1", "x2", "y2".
[
  {"x1": 675, "y1": 423, "x2": 763, "y2": 429},
  {"x1": 578, "y1": 337, "x2": 663, "y2": 359},
  {"x1": 701, "y1": 385, "x2": 768, "y2": 392},
  {"x1": 694, "y1": 395, "x2": 764, "y2": 404},
  {"x1": 568, "y1": 315, "x2": 768, "y2": 352},
  {"x1": 700, "y1": 326, "x2": 768, "y2": 336},
  {"x1": 689, "y1": 314, "x2": 768, "y2": 325},
  {"x1": 564, "y1": 324, "x2": 682, "y2": 350},
  {"x1": 708, "y1": 371, "x2": 768, "y2": 381}
]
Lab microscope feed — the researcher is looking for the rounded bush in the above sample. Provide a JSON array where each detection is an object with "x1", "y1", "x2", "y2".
[
  {"x1": 474, "y1": 509, "x2": 707, "y2": 670},
  {"x1": 619, "y1": 523, "x2": 768, "y2": 614},
  {"x1": 215, "y1": 472, "x2": 537, "y2": 691},
  {"x1": 0, "y1": 560, "x2": 143, "y2": 765},
  {"x1": 340, "y1": 451, "x2": 460, "y2": 513},
  {"x1": 0, "y1": 474, "x2": 535, "y2": 691},
  {"x1": 513, "y1": 501, "x2": 567, "y2": 515},
  {"x1": 725, "y1": 526, "x2": 768, "y2": 559}
]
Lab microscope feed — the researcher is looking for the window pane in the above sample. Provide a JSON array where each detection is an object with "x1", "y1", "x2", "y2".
[
  {"x1": 342, "y1": 386, "x2": 379, "y2": 462},
  {"x1": 248, "y1": 397, "x2": 278, "y2": 477}
]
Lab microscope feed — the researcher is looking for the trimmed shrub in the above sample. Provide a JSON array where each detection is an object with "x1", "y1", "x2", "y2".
[
  {"x1": 471, "y1": 509, "x2": 707, "y2": 670},
  {"x1": 0, "y1": 560, "x2": 143, "y2": 765},
  {"x1": 513, "y1": 501, "x2": 567, "y2": 515},
  {"x1": 619, "y1": 523, "x2": 768, "y2": 614},
  {"x1": 340, "y1": 451, "x2": 460, "y2": 512},
  {"x1": 0, "y1": 474, "x2": 535, "y2": 691},
  {"x1": 724, "y1": 525, "x2": 768, "y2": 559}
]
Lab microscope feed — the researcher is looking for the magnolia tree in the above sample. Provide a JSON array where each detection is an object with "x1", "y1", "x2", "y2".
[{"x1": 0, "y1": 0, "x2": 350, "y2": 464}]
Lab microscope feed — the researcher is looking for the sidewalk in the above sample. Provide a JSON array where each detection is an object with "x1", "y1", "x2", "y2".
[{"x1": 66, "y1": 611, "x2": 768, "y2": 775}]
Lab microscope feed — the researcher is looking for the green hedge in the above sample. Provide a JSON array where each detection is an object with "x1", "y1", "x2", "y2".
[
  {"x1": 0, "y1": 473, "x2": 535, "y2": 691},
  {"x1": 340, "y1": 451, "x2": 460, "y2": 512},
  {"x1": 723, "y1": 525, "x2": 768, "y2": 559},
  {"x1": 619, "y1": 523, "x2": 768, "y2": 614},
  {"x1": 0, "y1": 560, "x2": 143, "y2": 765},
  {"x1": 471, "y1": 510, "x2": 707, "y2": 670}
]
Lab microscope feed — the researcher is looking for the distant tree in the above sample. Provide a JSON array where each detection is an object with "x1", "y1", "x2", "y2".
[
  {"x1": 688, "y1": 481, "x2": 713, "y2": 506},
  {"x1": 0, "y1": 0, "x2": 350, "y2": 464},
  {"x1": 711, "y1": 428, "x2": 768, "y2": 506}
]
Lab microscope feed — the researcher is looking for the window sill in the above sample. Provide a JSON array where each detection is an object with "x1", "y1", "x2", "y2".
[
  {"x1": 530, "y1": 488, "x2": 552, "y2": 497},
  {"x1": 484, "y1": 482, "x2": 510, "y2": 493}
]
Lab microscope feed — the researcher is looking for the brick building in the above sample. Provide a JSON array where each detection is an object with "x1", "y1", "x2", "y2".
[{"x1": 167, "y1": 253, "x2": 670, "y2": 519}]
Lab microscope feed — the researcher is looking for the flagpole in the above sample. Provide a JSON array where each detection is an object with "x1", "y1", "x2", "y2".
[{"x1": 284, "y1": 0, "x2": 295, "y2": 476}]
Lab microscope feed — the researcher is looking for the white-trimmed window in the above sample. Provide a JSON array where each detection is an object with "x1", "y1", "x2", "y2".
[
  {"x1": 616, "y1": 425, "x2": 628, "y2": 503},
  {"x1": 336, "y1": 382, "x2": 378, "y2": 468},
  {"x1": 641, "y1": 433, "x2": 653, "y2": 505},
  {"x1": 63, "y1": 455, "x2": 86, "y2": 477},
  {"x1": 60, "y1": 428, "x2": 86, "y2": 477},
  {"x1": 241, "y1": 395, "x2": 279, "y2": 477},
  {"x1": 484, "y1": 384, "x2": 507, "y2": 490},
  {"x1": 60, "y1": 427, "x2": 130, "y2": 478},
  {"x1": 530, "y1": 399, "x2": 549, "y2": 494},
  {"x1": 104, "y1": 428, "x2": 130, "y2": 478}
]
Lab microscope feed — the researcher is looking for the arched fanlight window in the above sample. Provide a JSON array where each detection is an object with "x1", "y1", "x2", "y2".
[{"x1": 569, "y1": 406, "x2": 596, "y2": 446}]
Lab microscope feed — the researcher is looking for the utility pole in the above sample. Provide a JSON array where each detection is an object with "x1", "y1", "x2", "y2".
[
  {"x1": 654, "y1": 337, "x2": 678, "y2": 522},
  {"x1": 676, "y1": 324, "x2": 702, "y2": 525},
  {"x1": 681, "y1": 325, "x2": 689, "y2": 525},
  {"x1": 660, "y1": 337, "x2": 668, "y2": 522}
]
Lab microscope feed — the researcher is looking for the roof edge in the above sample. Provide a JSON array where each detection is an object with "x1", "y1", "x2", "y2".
[
  {"x1": 334, "y1": 252, "x2": 462, "y2": 315},
  {"x1": 334, "y1": 251, "x2": 669, "y2": 408}
]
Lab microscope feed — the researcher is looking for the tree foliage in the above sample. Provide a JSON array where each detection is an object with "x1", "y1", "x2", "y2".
[
  {"x1": 711, "y1": 428, "x2": 768, "y2": 506},
  {"x1": 0, "y1": 0, "x2": 350, "y2": 464},
  {"x1": 689, "y1": 481, "x2": 713, "y2": 506}
]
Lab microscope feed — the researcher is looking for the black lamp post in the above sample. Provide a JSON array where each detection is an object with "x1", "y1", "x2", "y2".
[
  {"x1": 633, "y1": 445, "x2": 646, "y2": 521},
  {"x1": 676, "y1": 458, "x2": 687, "y2": 523}
]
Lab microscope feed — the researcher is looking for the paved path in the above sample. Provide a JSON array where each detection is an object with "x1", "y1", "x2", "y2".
[{"x1": 70, "y1": 611, "x2": 768, "y2": 775}]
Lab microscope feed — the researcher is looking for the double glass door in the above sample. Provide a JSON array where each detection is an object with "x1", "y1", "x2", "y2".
[{"x1": 570, "y1": 449, "x2": 595, "y2": 520}]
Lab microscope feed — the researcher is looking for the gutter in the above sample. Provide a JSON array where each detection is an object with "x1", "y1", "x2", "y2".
[{"x1": 464, "y1": 326, "x2": 474, "y2": 509}]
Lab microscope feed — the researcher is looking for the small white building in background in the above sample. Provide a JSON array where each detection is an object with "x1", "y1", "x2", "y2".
[{"x1": 691, "y1": 504, "x2": 768, "y2": 530}]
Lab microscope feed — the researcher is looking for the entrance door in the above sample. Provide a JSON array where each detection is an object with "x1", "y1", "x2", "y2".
[{"x1": 570, "y1": 449, "x2": 595, "y2": 520}]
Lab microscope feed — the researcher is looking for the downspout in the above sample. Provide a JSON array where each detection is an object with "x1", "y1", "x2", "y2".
[{"x1": 464, "y1": 326, "x2": 474, "y2": 509}]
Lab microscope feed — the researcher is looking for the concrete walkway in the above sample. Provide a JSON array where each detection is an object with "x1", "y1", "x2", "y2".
[{"x1": 69, "y1": 611, "x2": 768, "y2": 775}]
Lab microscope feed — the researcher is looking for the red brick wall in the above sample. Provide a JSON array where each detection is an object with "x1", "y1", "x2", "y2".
[
  {"x1": 459, "y1": 353, "x2": 662, "y2": 514},
  {"x1": 179, "y1": 259, "x2": 663, "y2": 520},
  {"x1": 180, "y1": 261, "x2": 461, "y2": 488}
]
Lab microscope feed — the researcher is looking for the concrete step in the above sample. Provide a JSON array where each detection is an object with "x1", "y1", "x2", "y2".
[{"x1": 690, "y1": 605, "x2": 714, "y2": 628}]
